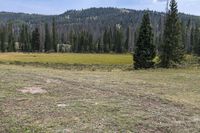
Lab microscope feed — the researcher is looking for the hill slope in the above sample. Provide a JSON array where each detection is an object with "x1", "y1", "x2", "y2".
[{"x1": 0, "y1": 8, "x2": 199, "y2": 51}]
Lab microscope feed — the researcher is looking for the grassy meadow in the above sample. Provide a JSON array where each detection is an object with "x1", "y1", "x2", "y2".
[
  {"x1": 0, "y1": 64, "x2": 200, "y2": 132},
  {"x1": 0, "y1": 53, "x2": 132, "y2": 65},
  {"x1": 0, "y1": 53, "x2": 133, "y2": 70},
  {"x1": 0, "y1": 53, "x2": 200, "y2": 132}
]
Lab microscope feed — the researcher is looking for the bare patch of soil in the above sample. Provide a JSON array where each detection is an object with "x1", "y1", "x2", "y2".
[
  {"x1": 46, "y1": 79, "x2": 62, "y2": 84},
  {"x1": 18, "y1": 87, "x2": 47, "y2": 94},
  {"x1": 57, "y1": 104, "x2": 68, "y2": 107}
]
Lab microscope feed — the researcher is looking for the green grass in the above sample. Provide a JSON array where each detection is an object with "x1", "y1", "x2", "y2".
[
  {"x1": 0, "y1": 53, "x2": 132, "y2": 65},
  {"x1": 0, "y1": 64, "x2": 200, "y2": 132},
  {"x1": 0, "y1": 53, "x2": 199, "y2": 71}
]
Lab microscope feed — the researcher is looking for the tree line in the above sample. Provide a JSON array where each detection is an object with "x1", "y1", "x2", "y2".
[
  {"x1": 0, "y1": 0, "x2": 199, "y2": 68},
  {"x1": 69, "y1": 24, "x2": 125, "y2": 53},
  {"x1": 0, "y1": 21, "x2": 128, "y2": 53}
]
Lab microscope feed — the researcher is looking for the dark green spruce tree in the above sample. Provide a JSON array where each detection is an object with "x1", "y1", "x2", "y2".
[
  {"x1": 44, "y1": 23, "x2": 51, "y2": 52},
  {"x1": 133, "y1": 12, "x2": 156, "y2": 69},
  {"x1": 25, "y1": 25, "x2": 31, "y2": 51},
  {"x1": 190, "y1": 27, "x2": 195, "y2": 53},
  {"x1": 97, "y1": 38, "x2": 102, "y2": 53},
  {"x1": 0, "y1": 27, "x2": 6, "y2": 52},
  {"x1": 114, "y1": 25, "x2": 123, "y2": 53},
  {"x1": 160, "y1": 0, "x2": 184, "y2": 67},
  {"x1": 103, "y1": 27, "x2": 112, "y2": 52},
  {"x1": 7, "y1": 22, "x2": 15, "y2": 52},
  {"x1": 88, "y1": 33, "x2": 93, "y2": 52},
  {"x1": 20, "y1": 24, "x2": 31, "y2": 52},
  {"x1": 31, "y1": 28, "x2": 40, "y2": 52},
  {"x1": 192, "y1": 26, "x2": 200, "y2": 56},
  {"x1": 20, "y1": 24, "x2": 26, "y2": 51},
  {"x1": 52, "y1": 18, "x2": 57, "y2": 52},
  {"x1": 103, "y1": 29, "x2": 109, "y2": 53},
  {"x1": 124, "y1": 27, "x2": 130, "y2": 52},
  {"x1": 108, "y1": 27, "x2": 113, "y2": 52}
]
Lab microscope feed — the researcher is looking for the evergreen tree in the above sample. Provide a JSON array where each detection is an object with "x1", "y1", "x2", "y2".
[
  {"x1": 0, "y1": 28, "x2": 6, "y2": 52},
  {"x1": 7, "y1": 22, "x2": 15, "y2": 52},
  {"x1": 25, "y1": 25, "x2": 31, "y2": 51},
  {"x1": 134, "y1": 29, "x2": 139, "y2": 50},
  {"x1": 193, "y1": 26, "x2": 200, "y2": 56},
  {"x1": 185, "y1": 19, "x2": 192, "y2": 53},
  {"x1": 20, "y1": 24, "x2": 25, "y2": 51},
  {"x1": 103, "y1": 27, "x2": 112, "y2": 53},
  {"x1": 71, "y1": 31, "x2": 80, "y2": 53},
  {"x1": 73, "y1": 33, "x2": 78, "y2": 53},
  {"x1": 108, "y1": 27, "x2": 113, "y2": 52},
  {"x1": 20, "y1": 24, "x2": 31, "y2": 52},
  {"x1": 83, "y1": 32, "x2": 87, "y2": 52},
  {"x1": 69, "y1": 30, "x2": 75, "y2": 52},
  {"x1": 31, "y1": 27, "x2": 40, "y2": 52},
  {"x1": 61, "y1": 33, "x2": 66, "y2": 44},
  {"x1": 44, "y1": 23, "x2": 51, "y2": 52},
  {"x1": 103, "y1": 29, "x2": 108, "y2": 52},
  {"x1": 114, "y1": 24, "x2": 123, "y2": 53},
  {"x1": 133, "y1": 12, "x2": 156, "y2": 69},
  {"x1": 160, "y1": 0, "x2": 183, "y2": 68},
  {"x1": 124, "y1": 27, "x2": 130, "y2": 52},
  {"x1": 52, "y1": 18, "x2": 57, "y2": 52},
  {"x1": 190, "y1": 27, "x2": 195, "y2": 53},
  {"x1": 97, "y1": 38, "x2": 101, "y2": 53},
  {"x1": 88, "y1": 33, "x2": 93, "y2": 52},
  {"x1": 181, "y1": 21, "x2": 187, "y2": 52},
  {"x1": 78, "y1": 31, "x2": 84, "y2": 52},
  {"x1": 157, "y1": 17, "x2": 164, "y2": 52}
]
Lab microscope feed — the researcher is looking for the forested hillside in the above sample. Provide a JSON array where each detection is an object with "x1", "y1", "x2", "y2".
[{"x1": 0, "y1": 7, "x2": 200, "y2": 53}]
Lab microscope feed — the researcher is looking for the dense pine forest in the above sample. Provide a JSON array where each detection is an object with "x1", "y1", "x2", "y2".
[{"x1": 0, "y1": 7, "x2": 200, "y2": 55}]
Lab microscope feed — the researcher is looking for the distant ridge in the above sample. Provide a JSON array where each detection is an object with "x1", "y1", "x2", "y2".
[{"x1": 0, "y1": 7, "x2": 199, "y2": 43}]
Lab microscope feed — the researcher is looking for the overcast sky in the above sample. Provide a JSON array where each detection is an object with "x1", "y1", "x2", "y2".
[{"x1": 0, "y1": 0, "x2": 199, "y2": 15}]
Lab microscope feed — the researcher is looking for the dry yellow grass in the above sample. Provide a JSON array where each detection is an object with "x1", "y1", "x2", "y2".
[{"x1": 0, "y1": 53, "x2": 132, "y2": 65}]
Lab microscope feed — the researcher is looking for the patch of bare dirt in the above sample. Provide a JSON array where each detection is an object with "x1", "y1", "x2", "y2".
[
  {"x1": 46, "y1": 79, "x2": 62, "y2": 84},
  {"x1": 57, "y1": 104, "x2": 68, "y2": 107},
  {"x1": 18, "y1": 87, "x2": 47, "y2": 94}
]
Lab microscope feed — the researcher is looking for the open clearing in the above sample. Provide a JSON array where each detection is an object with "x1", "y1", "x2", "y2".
[
  {"x1": 0, "y1": 53, "x2": 132, "y2": 65},
  {"x1": 0, "y1": 53, "x2": 133, "y2": 71},
  {"x1": 0, "y1": 64, "x2": 200, "y2": 132}
]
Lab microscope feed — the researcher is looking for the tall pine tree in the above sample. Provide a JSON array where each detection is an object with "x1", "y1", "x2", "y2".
[
  {"x1": 193, "y1": 26, "x2": 200, "y2": 56},
  {"x1": 0, "y1": 27, "x2": 6, "y2": 52},
  {"x1": 31, "y1": 27, "x2": 40, "y2": 52},
  {"x1": 7, "y1": 22, "x2": 15, "y2": 52},
  {"x1": 52, "y1": 18, "x2": 57, "y2": 52},
  {"x1": 103, "y1": 29, "x2": 109, "y2": 53},
  {"x1": 133, "y1": 12, "x2": 156, "y2": 69},
  {"x1": 160, "y1": 0, "x2": 184, "y2": 68},
  {"x1": 114, "y1": 24, "x2": 123, "y2": 53},
  {"x1": 44, "y1": 23, "x2": 51, "y2": 52},
  {"x1": 20, "y1": 24, "x2": 31, "y2": 52},
  {"x1": 124, "y1": 27, "x2": 130, "y2": 52}
]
